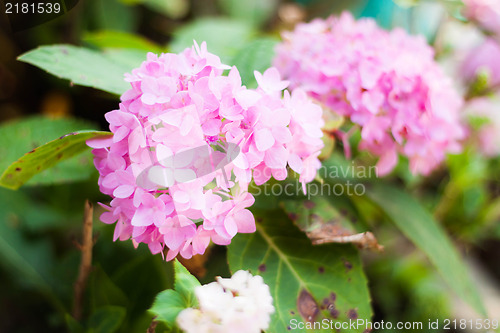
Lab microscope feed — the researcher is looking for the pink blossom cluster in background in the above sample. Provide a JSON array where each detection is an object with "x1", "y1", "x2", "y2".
[
  {"x1": 177, "y1": 270, "x2": 275, "y2": 333},
  {"x1": 460, "y1": 0, "x2": 500, "y2": 158},
  {"x1": 462, "y1": 38, "x2": 500, "y2": 89},
  {"x1": 87, "y1": 42, "x2": 324, "y2": 260},
  {"x1": 274, "y1": 12, "x2": 466, "y2": 176},
  {"x1": 464, "y1": 97, "x2": 500, "y2": 157},
  {"x1": 463, "y1": 0, "x2": 500, "y2": 37}
]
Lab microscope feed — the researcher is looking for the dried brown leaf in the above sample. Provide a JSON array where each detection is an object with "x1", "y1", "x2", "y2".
[{"x1": 307, "y1": 226, "x2": 384, "y2": 252}]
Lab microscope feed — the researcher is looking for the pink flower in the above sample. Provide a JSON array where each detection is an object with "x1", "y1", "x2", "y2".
[
  {"x1": 254, "y1": 67, "x2": 290, "y2": 95},
  {"x1": 463, "y1": 0, "x2": 500, "y2": 36},
  {"x1": 462, "y1": 38, "x2": 500, "y2": 88},
  {"x1": 274, "y1": 12, "x2": 465, "y2": 176},
  {"x1": 88, "y1": 42, "x2": 323, "y2": 260},
  {"x1": 464, "y1": 96, "x2": 500, "y2": 157}
]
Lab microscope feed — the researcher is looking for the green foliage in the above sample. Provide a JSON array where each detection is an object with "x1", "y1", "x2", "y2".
[
  {"x1": 169, "y1": 18, "x2": 255, "y2": 64},
  {"x1": 149, "y1": 260, "x2": 201, "y2": 329},
  {"x1": 90, "y1": 266, "x2": 130, "y2": 310},
  {"x1": 18, "y1": 45, "x2": 134, "y2": 95},
  {"x1": 0, "y1": 117, "x2": 93, "y2": 175},
  {"x1": 281, "y1": 194, "x2": 363, "y2": 235},
  {"x1": 70, "y1": 225, "x2": 177, "y2": 333},
  {"x1": 111, "y1": 254, "x2": 173, "y2": 319},
  {"x1": 435, "y1": 149, "x2": 500, "y2": 245},
  {"x1": 0, "y1": 116, "x2": 111, "y2": 190},
  {"x1": 231, "y1": 37, "x2": 279, "y2": 87},
  {"x1": 120, "y1": 0, "x2": 189, "y2": 18},
  {"x1": 0, "y1": 195, "x2": 56, "y2": 292},
  {"x1": 88, "y1": 0, "x2": 139, "y2": 32},
  {"x1": 0, "y1": 187, "x2": 77, "y2": 324},
  {"x1": 0, "y1": 186, "x2": 71, "y2": 231},
  {"x1": 217, "y1": 0, "x2": 278, "y2": 27},
  {"x1": 366, "y1": 251, "x2": 451, "y2": 325},
  {"x1": 173, "y1": 260, "x2": 201, "y2": 306},
  {"x1": 466, "y1": 69, "x2": 492, "y2": 99},
  {"x1": 366, "y1": 184, "x2": 486, "y2": 316},
  {"x1": 228, "y1": 209, "x2": 372, "y2": 333},
  {"x1": 88, "y1": 306, "x2": 127, "y2": 333},
  {"x1": 66, "y1": 314, "x2": 86, "y2": 333},
  {"x1": 150, "y1": 291, "x2": 185, "y2": 329},
  {"x1": 102, "y1": 48, "x2": 152, "y2": 70},
  {"x1": 392, "y1": 0, "x2": 419, "y2": 7},
  {"x1": 83, "y1": 30, "x2": 164, "y2": 53}
]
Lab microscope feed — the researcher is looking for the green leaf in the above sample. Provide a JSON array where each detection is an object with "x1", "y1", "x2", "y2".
[
  {"x1": 0, "y1": 187, "x2": 66, "y2": 313},
  {"x1": 149, "y1": 289, "x2": 186, "y2": 328},
  {"x1": 393, "y1": 0, "x2": 419, "y2": 7},
  {"x1": 18, "y1": 45, "x2": 135, "y2": 95},
  {"x1": 89, "y1": 0, "x2": 138, "y2": 32},
  {"x1": 280, "y1": 193, "x2": 384, "y2": 250},
  {"x1": 231, "y1": 37, "x2": 279, "y2": 87},
  {"x1": 102, "y1": 48, "x2": 151, "y2": 71},
  {"x1": 0, "y1": 117, "x2": 112, "y2": 189},
  {"x1": 217, "y1": 0, "x2": 278, "y2": 26},
  {"x1": 321, "y1": 152, "x2": 379, "y2": 182},
  {"x1": 169, "y1": 18, "x2": 254, "y2": 64},
  {"x1": 0, "y1": 186, "x2": 69, "y2": 231},
  {"x1": 89, "y1": 266, "x2": 129, "y2": 310},
  {"x1": 124, "y1": 0, "x2": 189, "y2": 19},
  {"x1": 0, "y1": 117, "x2": 93, "y2": 173},
  {"x1": 83, "y1": 30, "x2": 164, "y2": 53},
  {"x1": 112, "y1": 254, "x2": 174, "y2": 318},
  {"x1": 173, "y1": 260, "x2": 201, "y2": 307},
  {"x1": 88, "y1": 306, "x2": 126, "y2": 333},
  {"x1": 228, "y1": 209, "x2": 372, "y2": 333},
  {"x1": 65, "y1": 314, "x2": 85, "y2": 333},
  {"x1": 0, "y1": 197, "x2": 55, "y2": 290},
  {"x1": 149, "y1": 261, "x2": 200, "y2": 329},
  {"x1": 281, "y1": 195, "x2": 360, "y2": 235},
  {"x1": 366, "y1": 183, "x2": 486, "y2": 316}
]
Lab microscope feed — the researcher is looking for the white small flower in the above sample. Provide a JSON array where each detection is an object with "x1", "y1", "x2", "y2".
[{"x1": 177, "y1": 270, "x2": 275, "y2": 333}]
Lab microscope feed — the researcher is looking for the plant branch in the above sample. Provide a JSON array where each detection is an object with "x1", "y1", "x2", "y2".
[
  {"x1": 72, "y1": 200, "x2": 94, "y2": 320},
  {"x1": 147, "y1": 317, "x2": 158, "y2": 333}
]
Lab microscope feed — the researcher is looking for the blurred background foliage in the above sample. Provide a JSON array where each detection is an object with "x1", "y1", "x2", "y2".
[{"x1": 0, "y1": 0, "x2": 499, "y2": 332}]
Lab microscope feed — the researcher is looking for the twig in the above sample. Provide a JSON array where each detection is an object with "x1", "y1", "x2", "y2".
[
  {"x1": 147, "y1": 317, "x2": 158, "y2": 333},
  {"x1": 72, "y1": 200, "x2": 94, "y2": 320}
]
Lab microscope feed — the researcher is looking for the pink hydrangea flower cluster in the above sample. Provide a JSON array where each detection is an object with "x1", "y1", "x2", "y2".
[
  {"x1": 87, "y1": 42, "x2": 324, "y2": 260},
  {"x1": 463, "y1": 0, "x2": 500, "y2": 36},
  {"x1": 273, "y1": 12, "x2": 465, "y2": 175}
]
